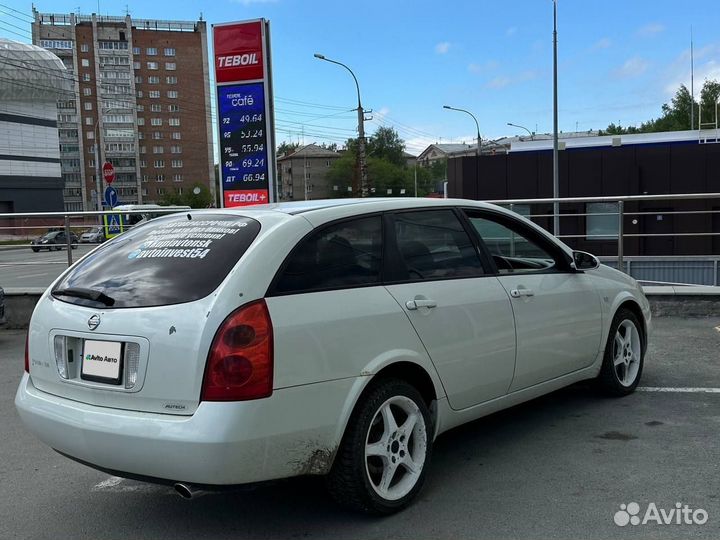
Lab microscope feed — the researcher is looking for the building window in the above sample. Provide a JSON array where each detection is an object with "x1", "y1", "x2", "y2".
[
  {"x1": 136, "y1": 105, "x2": 144, "y2": 112},
  {"x1": 151, "y1": 104, "x2": 162, "y2": 112},
  {"x1": 156, "y1": 175, "x2": 165, "y2": 183},
  {"x1": 137, "y1": 118, "x2": 145, "y2": 126},
  {"x1": 147, "y1": 47, "x2": 158, "y2": 56},
  {"x1": 98, "y1": 41, "x2": 128, "y2": 50},
  {"x1": 168, "y1": 104, "x2": 179, "y2": 112},
  {"x1": 81, "y1": 58, "x2": 89, "y2": 67},
  {"x1": 164, "y1": 47, "x2": 176, "y2": 56},
  {"x1": 83, "y1": 88, "x2": 92, "y2": 96},
  {"x1": 140, "y1": 160, "x2": 146, "y2": 168},
  {"x1": 151, "y1": 118, "x2": 162, "y2": 126},
  {"x1": 157, "y1": 187, "x2": 166, "y2": 195},
  {"x1": 138, "y1": 132, "x2": 144, "y2": 140},
  {"x1": 586, "y1": 203, "x2": 619, "y2": 240},
  {"x1": 137, "y1": 90, "x2": 143, "y2": 98},
  {"x1": 80, "y1": 43, "x2": 89, "y2": 52},
  {"x1": 165, "y1": 62, "x2": 176, "y2": 71},
  {"x1": 152, "y1": 132, "x2": 163, "y2": 140},
  {"x1": 135, "y1": 75, "x2": 142, "y2": 84},
  {"x1": 83, "y1": 102, "x2": 92, "y2": 111},
  {"x1": 154, "y1": 160, "x2": 165, "y2": 168},
  {"x1": 168, "y1": 118, "x2": 180, "y2": 126},
  {"x1": 167, "y1": 90, "x2": 178, "y2": 99},
  {"x1": 142, "y1": 175, "x2": 149, "y2": 183},
  {"x1": 173, "y1": 174, "x2": 183, "y2": 182},
  {"x1": 82, "y1": 73, "x2": 91, "y2": 81},
  {"x1": 133, "y1": 61, "x2": 141, "y2": 70},
  {"x1": 149, "y1": 90, "x2": 160, "y2": 98},
  {"x1": 140, "y1": 145, "x2": 146, "y2": 154},
  {"x1": 40, "y1": 39, "x2": 72, "y2": 49},
  {"x1": 166, "y1": 76, "x2": 177, "y2": 84},
  {"x1": 153, "y1": 146, "x2": 163, "y2": 154},
  {"x1": 132, "y1": 46, "x2": 141, "y2": 55},
  {"x1": 149, "y1": 76, "x2": 160, "y2": 84},
  {"x1": 147, "y1": 61, "x2": 159, "y2": 70},
  {"x1": 171, "y1": 159, "x2": 183, "y2": 168},
  {"x1": 84, "y1": 117, "x2": 92, "y2": 125},
  {"x1": 171, "y1": 132, "x2": 181, "y2": 140},
  {"x1": 170, "y1": 146, "x2": 182, "y2": 154},
  {"x1": 86, "y1": 131, "x2": 94, "y2": 139},
  {"x1": 88, "y1": 159, "x2": 95, "y2": 168}
]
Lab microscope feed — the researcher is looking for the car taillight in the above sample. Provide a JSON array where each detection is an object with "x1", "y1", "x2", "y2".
[
  {"x1": 201, "y1": 299, "x2": 273, "y2": 401},
  {"x1": 24, "y1": 332, "x2": 29, "y2": 373}
]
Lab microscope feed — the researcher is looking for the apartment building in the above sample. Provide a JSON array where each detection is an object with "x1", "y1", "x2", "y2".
[
  {"x1": 32, "y1": 10, "x2": 214, "y2": 211},
  {"x1": 277, "y1": 144, "x2": 342, "y2": 200}
]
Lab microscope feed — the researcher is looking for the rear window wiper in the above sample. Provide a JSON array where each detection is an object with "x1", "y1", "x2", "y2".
[{"x1": 52, "y1": 287, "x2": 116, "y2": 306}]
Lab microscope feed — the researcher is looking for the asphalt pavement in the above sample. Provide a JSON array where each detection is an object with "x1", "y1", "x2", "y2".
[
  {"x1": 0, "y1": 244, "x2": 95, "y2": 289},
  {"x1": 0, "y1": 317, "x2": 719, "y2": 540}
]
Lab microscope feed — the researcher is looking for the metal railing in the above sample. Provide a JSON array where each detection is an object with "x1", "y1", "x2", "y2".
[{"x1": 1, "y1": 193, "x2": 719, "y2": 286}]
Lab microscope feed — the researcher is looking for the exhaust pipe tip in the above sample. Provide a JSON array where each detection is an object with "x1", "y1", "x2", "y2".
[{"x1": 174, "y1": 482, "x2": 194, "y2": 499}]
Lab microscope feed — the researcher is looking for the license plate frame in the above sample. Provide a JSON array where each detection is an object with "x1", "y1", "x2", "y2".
[{"x1": 81, "y1": 339, "x2": 123, "y2": 385}]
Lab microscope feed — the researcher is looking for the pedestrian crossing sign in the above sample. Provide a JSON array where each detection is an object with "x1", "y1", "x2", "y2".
[{"x1": 103, "y1": 213, "x2": 124, "y2": 239}]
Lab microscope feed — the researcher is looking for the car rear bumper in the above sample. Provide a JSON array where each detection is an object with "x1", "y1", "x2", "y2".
[{"x1": 15, "y1": 373, "x2": 358, "y2": 485}]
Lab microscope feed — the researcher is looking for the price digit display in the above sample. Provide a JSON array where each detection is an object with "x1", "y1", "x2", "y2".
[{"x1": 218, "y1": 82, "x2": 270, "y2": 196}]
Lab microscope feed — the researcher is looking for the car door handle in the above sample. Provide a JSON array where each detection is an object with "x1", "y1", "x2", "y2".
[
  {"x1": 510, "y1": 288, "x2": 534, "y2": 298},
  {"x1": 406, "y1": 299, "x2": 437, "y2": 310}
]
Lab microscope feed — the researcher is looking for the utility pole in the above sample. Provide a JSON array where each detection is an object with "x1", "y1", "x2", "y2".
[
  {"x1": 443, "y1": 105, "x2": 481, "y2": 198},
  {"x1": 314, "y1": 53, "x2": 368, "y2": 197},
  {"x1": 552, "y1": 0, "x2": 560, "y2": 236},
  {"x1": 690, "y1": 26, "x2": 695, "y2": 130}
]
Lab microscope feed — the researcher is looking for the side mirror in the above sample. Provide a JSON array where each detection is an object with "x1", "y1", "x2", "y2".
[{"x1": 573, "y1": 250, "x2": 600, "y2": 270}]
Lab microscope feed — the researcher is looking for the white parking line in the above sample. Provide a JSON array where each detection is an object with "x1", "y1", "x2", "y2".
[
  {"x1": 92, "y1": 476, "x2": 124, "y2": 491},
  {"x1": 637, "y1": 387, "x2": 720, "y2": 393}
]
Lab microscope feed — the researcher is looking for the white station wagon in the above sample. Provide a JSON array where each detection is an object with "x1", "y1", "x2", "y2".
[{"x1": 16, "y1": 198, "x2": 650, "y2": 514}]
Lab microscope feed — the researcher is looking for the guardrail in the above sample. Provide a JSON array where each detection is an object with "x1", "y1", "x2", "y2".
[
  {"x1": 486, "y1": 192, "x2": 720, "y2": 276},
  {"x1": 0, "y1": 208, "x2": 189, "y2": 266}
]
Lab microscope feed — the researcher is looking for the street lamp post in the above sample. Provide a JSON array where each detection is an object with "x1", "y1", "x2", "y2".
[
  {"x1": 314, "y1": 53, "x2": 368, "y2": 197},
  {"x1": 552, "y1": 0, "x2": 560, "y2": 235},
  {"x1": 443, "y1": 105, "x2": 481, "y2": 198},
  {"x1": 507, "y1": 122, "x2": 533, "y2": 139}
]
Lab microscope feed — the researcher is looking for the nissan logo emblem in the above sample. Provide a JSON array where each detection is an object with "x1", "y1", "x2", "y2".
[{"x1": 88, "y1": 314, "x2": 101, "y2": 331}]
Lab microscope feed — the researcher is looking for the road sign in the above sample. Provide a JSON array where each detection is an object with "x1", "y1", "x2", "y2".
[
  {"x1": 104, "y1": 186, "x2": 118, "y2": 208},
  {"x1": 102, "y1": 162, "x2": 115, "y2": 184},
  {"x1": 103, "y1": 213, "x2": 123, "y2": 239}
]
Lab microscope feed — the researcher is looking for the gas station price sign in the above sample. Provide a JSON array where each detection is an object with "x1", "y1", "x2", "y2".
[{"x1": 218, "y1": 83, "x2": 270, "y2": 205}]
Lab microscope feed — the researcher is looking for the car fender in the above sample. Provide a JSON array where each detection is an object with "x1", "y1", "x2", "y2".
[{"x1": 329, "y1": 349, "x2": 446, "y2": 456}]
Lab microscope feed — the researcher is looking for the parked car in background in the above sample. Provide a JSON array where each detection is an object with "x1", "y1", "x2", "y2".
[
  {"x1": 16, "y1": 198, "x2": 651, "y2": 514},
  {"x1": 0, "y1": 286, "x2": 6, "y2": 326},
  {"x1": 30, "y1": 231, "x2": 78, "y2": 252},
  {"x1": 79, "y1": 226, "x2": 105, "y2": 244}
]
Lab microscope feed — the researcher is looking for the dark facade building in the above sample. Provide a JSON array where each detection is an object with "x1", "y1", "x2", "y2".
[{"x1": 448, "y1": 130, "x2": 720, "y2": 256}]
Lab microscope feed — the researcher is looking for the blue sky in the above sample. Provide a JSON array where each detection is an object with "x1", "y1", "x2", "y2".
[{"x1": 2, "y1": 0, "x2": 719, "y2": 154}]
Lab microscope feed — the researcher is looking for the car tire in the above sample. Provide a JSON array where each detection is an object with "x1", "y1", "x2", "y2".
[
  {"x1": 326, "y1": 378, "x2": 432, "y2": 514},
  {"x1": 31, "y1": 247, "x2": 39, "y2": 252},
  {"x1": 595, "y1": 308, "x2": 645, "y2": 396}
]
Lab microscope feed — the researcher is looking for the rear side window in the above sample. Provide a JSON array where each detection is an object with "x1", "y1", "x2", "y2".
[
  {"x1": 391, "y1": 210, "x2": 484, "y2": 281},
  {"x1": 273, "y1": 216, "x2": 382, "y2": 294},
  {"x1": 53, "y1": 214, "x2": 260, "y2": 308}
]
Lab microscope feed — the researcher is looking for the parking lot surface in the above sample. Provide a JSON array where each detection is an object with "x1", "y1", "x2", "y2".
[{"x1": 1, "y1": 317, "x2": 718, "y2": 539}]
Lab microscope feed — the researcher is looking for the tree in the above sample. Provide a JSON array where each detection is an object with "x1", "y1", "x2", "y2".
[
  {"x1": 599, "y1": 80, "x2": 719, "y2": 135},
  {"x1": 366, "y1": 126, "x2": 406, "y2": 166},
  {"x1": 160, "y1": 182, "x2": 213, "y2": 208},
  {"x1": 276, "y1": 140, "x2": 299, "y2": 157}
]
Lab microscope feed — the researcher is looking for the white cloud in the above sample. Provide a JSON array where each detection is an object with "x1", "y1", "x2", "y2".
[
  {"x1": 613, "y1": 56, "x2": 649, "y2": 79},
  {"x1": 637, "y1": 23, "x2": 664, "y2": 37},
  {"x1": 661, "y1": 43, "x2": 720, "y2": 95},
  {"x1": 377, "y1": 106, "x2": 391, "y2": 117},
  {"x1": 592, "y1": 37, "x2": 612, "y2": 50},
  {"x1": 468, "y1": 60, "x2": 498, "y2": 74},
  {"x1": 506, "y1": 27, "x2": 517, "y2": 37},
  {"x1": 485, "y1": 70, "x2": 539, "y2": 89},
  {"x1": 435, "y1": 42, "x2": 451, "y2": 54}
]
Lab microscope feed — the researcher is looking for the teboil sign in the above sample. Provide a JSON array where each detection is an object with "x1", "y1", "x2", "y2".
[{"x1": 213, "y1": 19, "x2": 276, "y2": 208}]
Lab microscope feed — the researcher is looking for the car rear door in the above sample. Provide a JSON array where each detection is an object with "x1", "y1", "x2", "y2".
[
  {"x1": 383, "y1": 209, "x2": 516, "y2": 410},
  {"x1": 463, "y1": 209, "x2": 603, "y2": 392}
]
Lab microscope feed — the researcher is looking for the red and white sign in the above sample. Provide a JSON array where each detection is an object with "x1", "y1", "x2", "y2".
[
  {"x1": 213, "y1": 21, "x2": 264, "y2": 83},
  {"x1": 224, "y1": 189, "x2": 269, "y2": 207},
  {"x1": 102, "y1": 162, "x2": 115, "y2": 184}
]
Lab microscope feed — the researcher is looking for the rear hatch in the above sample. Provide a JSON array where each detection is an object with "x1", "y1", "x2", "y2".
[{"x1": 28, "y1": 213, "x2": 261, "y2": 415}]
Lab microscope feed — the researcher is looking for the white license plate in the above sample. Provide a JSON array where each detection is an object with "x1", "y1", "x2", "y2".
[{"x1": 82, "y1": 340, "x2": 122, "y2": 383}]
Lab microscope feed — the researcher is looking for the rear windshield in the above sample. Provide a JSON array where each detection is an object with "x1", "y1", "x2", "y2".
[{"x1": 53, "y1": 213, "x2": 260, "y2": 308}]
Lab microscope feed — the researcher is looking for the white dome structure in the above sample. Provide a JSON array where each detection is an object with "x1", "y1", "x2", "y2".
[{"x1": 0, "y1": 39, "x2": 72, "y2": 101}]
